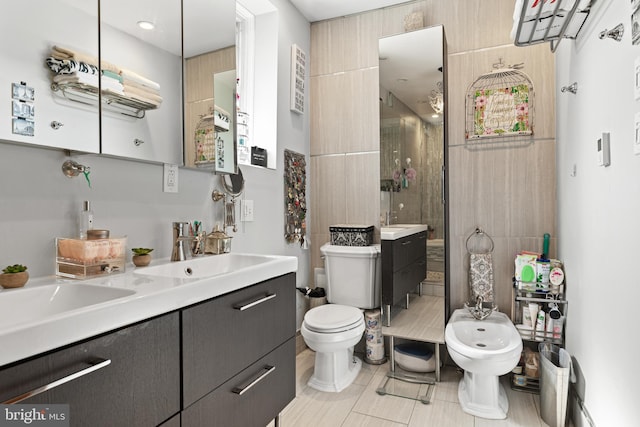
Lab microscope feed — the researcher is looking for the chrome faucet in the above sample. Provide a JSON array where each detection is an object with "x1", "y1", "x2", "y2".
[{"x1": 171, "y1": 222, "x2": 191, "y2": 262}]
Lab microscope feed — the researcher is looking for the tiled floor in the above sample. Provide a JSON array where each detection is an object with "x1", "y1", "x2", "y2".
[{"x1": 271, "y1": 349, "x2": 553, "y2": 427}]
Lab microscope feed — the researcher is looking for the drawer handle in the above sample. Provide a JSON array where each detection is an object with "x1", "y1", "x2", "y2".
[
  {"x1": 232, "y1": 365, "x2": 275, "y2": 396},
  {"x1": 233, "y1": 293, "x2": 276, "y2": 311},
  {"x1": 401, "y1": 240, "x2": 412, "y2": 246},
  {"x1": 3, "y1": 358, "x2": 111, "y2": 404}
]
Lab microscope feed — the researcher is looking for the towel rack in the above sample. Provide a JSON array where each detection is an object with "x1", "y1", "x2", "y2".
[
  {"x1": 51, "y1": 82, "x2": 157, "y2": 118},
  {"x1": 465, "y1": 227, "x2": 494, "y2": 255},
  {"x1": 513, "y1": 0, "x2": 594, "y2": 53}
]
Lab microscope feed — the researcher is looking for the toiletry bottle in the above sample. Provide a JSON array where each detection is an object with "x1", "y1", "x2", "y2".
[{"x1": 79, "y1": 200, "x2": 94, "y2": 239}]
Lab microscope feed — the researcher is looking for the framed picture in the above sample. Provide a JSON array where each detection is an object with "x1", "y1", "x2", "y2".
[
  {"x1": 12, "y1": 82, "x2": 35, "y2": 102},
  {"x1": 12, "y1": 118, "x2": 35, "y2": 137},
  {"x1": 290, "y1": 44, "x2": 306, "y2": 114}
]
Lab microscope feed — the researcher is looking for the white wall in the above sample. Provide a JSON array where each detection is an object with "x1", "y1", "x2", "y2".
[
  {"x1": 0, "y1": 0, "x2": 311, "y2": 327},
  {"x1": 556, "y1": 1, "x2": 640, "y2": 425}
]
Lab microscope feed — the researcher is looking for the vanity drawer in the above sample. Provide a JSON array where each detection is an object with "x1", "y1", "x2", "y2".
[
  {"x1": 0, "y1": 313, "x2": 180, "y2": 427},
  {"x1": 182, "y1": 273, "x2": 295, "y2": 408},
  {"x1": 182, "y1": 338, "x2": 295, "y2": 427},
  {"x1": 391, "y1": 231, "x2": 427, "y2": 271},
  {"x1": 387, "y1": 259, "x2": 427, "y2": 306}
]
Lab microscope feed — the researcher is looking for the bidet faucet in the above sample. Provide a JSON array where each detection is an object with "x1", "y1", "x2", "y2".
[{"x1": 171, "y1": 222, "x2": 191, "y2": 262}]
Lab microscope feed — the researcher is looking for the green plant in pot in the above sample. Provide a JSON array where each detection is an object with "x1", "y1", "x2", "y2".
[
  {"x1": 132, "y1": 248, "x2": 153, "y2": 267},
  {"x1": 0, "y1": 264, "x2": 29, "y2": 289}
]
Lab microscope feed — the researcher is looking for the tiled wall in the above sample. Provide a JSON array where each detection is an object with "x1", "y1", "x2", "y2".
[{"x1": 309, "y1": 0, "x2": 556, "y2": 313}]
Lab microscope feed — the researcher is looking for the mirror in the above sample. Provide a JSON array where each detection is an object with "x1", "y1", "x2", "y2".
[
  {"x1": 183, "y1": 0, "x2": 237, "y2": 172},
  {"x1": 0, "y1": 1, "x2": 100, "y2": 153},
  {"x1": 99, "y1": 0, "x2": 183, "y2": 164},
  {"x1": 379, "y1": 26, "x2": 447, "y2": 313},
  {"x1": 221, "y1": 167, "x2": 245, "y2": 197}
]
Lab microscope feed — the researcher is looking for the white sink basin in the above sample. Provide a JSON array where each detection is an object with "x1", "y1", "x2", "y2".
[
  {"x1": 0, "y1": 284, "x2": 135, "y2": 329},
  {"x1": 381, "y1": 224, "x2": 429, "y2": 240},
  {"x1": 134, "y1": 253, "x2": 275, "y2": 279}
]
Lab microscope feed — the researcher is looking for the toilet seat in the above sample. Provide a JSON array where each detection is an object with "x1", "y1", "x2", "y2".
[{"x1": 303, "y1": 304, "x2": 363, "y2": 333}]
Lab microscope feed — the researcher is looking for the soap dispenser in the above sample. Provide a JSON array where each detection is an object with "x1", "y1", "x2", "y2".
[{"x1": 79, "y1": 200, "x2": 94, "y2": 239}]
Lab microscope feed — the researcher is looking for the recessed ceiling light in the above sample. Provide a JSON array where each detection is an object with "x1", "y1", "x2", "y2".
[
  {"x1": 432, "y1": 114, "x2": 439, "y2": 118},
  {"x1": 137, "y1": 21, "x2": 155, "y2": 30}
]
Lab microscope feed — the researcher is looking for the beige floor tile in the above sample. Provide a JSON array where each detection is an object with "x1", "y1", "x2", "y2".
[
  {"x1": 296, "y1": 349, "x2": 316, "y2": 394},
  {"x1": 428, "y1": 365, "x2": 463, "y2": 404},
  {"x1": 351, "y1": 370, "x2": 418, "y2": 424},
  {"x1": 353, "y1": 357, "x2": 385, "y2": 387},
  {"x1": 408, "y1": 399, "x2": 474, "y2": 427},
  {"x1": 281, "y1": 382, "x2": 367, "y2": 427},
  {"x1": 342, "y1": 412, "x2": 407, "y2": 427}
]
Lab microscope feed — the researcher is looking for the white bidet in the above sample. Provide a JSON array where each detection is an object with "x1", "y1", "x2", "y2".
[{"x1": 445, "y1": 308, "x2": 523, "y2": 419}]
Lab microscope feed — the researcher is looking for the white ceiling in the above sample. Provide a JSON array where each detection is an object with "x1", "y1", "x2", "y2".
[{"x1": 289, "y1": 0, "x2": 411, "y2": 22}]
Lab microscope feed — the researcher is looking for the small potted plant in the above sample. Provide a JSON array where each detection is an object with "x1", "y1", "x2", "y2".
[
  {"x1": 0, "y1": 264, "x2": 29, "y2": 289},
  {"x1": 132, "y1": 248, "x2": 153, "y2": 267}
]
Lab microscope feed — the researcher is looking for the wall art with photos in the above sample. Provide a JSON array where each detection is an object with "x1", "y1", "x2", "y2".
[{"x1": 284, "y1": 149, "x2": 307, "y2": 246}]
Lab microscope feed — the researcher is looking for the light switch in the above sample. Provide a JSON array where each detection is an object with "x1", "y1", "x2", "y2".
[
  {"x1": 241, "y1": 199, "x2": 254, "y2": 221},
  {"x1": 597, "y1": 133, "x2": 611, "y2": 166}
]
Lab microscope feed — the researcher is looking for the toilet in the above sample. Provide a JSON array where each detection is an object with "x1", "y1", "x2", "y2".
[
  {"x1": 445, "y1": 308, "x2": 523, "y2": 419},
  {"x1": 301, "y1": 243, "x2": 381, "y2": 392}
]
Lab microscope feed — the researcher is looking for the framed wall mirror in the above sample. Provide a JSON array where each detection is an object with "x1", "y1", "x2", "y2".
[
  {"x1": 379, "y1": 25, "x2": 448, "y2": 319},
  {"x1": 0, "y1": 1, "x2": 100, "y2": 153}
]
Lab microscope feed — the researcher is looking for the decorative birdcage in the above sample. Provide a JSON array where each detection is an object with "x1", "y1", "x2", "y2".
[
  {"x1": 465, "y1": 59, "x2": 534, "y2": 141},
  {"x1": 194, "y1": 113, "x2": 216, "y2": 166}
]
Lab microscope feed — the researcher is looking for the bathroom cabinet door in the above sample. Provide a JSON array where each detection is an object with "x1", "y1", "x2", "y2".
[
  {"x1": 0, "y1": 312, "x2": 180, "y2": 427},
  {"x1": 382, "y1": 231, "x2": 427, "y2": 308},
  {"x1": 0, "y1": 1, "x2": 100, "y2": 153},
  {"x1": 181, "y1": 273, "x2": 296, "y2": 408},
  {"x1": 98, "y1": 0, "x2": 183, "y2": 164}
]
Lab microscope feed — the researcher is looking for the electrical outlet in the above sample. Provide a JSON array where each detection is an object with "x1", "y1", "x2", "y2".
[
  {"x1": 241, "y1": 199, "x2": 254, "y2": 221},
  {"x1": 163, "y1": 164, "x2": 178, "y2": 193}
]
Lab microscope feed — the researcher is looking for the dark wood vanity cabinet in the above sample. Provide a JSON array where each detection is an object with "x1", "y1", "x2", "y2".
[
  {"x1": 181, "y1": 273, "x2": 296, "y2": 426},
  {"x1": 0, "y1": 313, "x2": 181, "y2": 427},
  {"x1": 382, "y1": 231, "x2": 427, "y2": 316},
  {"x1": 0, "y1": 273, "x2": 296, "y2": 426}
]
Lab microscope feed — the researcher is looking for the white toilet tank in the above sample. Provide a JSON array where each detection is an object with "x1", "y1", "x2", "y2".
[{"x1": 320, "y1": 243, "x2": 381, "y2": 309}]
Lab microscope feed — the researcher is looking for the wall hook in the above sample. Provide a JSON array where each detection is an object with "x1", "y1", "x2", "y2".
[
  {"x1": 561, "y1": 82, "x2": 578, "y2": 94},
  {"x1": 599, "y1": 23, "x2": 624, "y2": 42}
]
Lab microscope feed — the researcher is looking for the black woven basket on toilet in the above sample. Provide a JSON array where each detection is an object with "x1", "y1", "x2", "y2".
[{"x1": 329, "y1": 225, "x2": 374, "y2": 246}]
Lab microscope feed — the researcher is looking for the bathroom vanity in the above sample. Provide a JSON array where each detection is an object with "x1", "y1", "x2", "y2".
[
  {"x1": 0, "y1": 254, "x2": 296, "y2": 427},
  {"x1": 380, "y1": 225, "x2": 428, "y2": 326}
]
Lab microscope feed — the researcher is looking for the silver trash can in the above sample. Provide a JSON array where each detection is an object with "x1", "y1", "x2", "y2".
[{"x1": 538, "y1": 343, "x2": 571, "y2": 427}]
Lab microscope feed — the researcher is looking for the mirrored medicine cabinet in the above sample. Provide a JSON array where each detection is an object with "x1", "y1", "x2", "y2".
[{"x1": 0, "y1": 0, "x2": 278, "y2": 172}]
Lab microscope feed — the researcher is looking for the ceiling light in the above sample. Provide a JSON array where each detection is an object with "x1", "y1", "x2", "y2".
[{"x1": 137, "y1": 21, "x2": 155, "y2": 30}]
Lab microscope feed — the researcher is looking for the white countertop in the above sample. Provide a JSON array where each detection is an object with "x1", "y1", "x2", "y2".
[
  {"x1": 0, "y1": 253, "x2": 297, "y2": 367},
  {"x1": 380, "y1": 224, "x2": 429, "y2": 240}
]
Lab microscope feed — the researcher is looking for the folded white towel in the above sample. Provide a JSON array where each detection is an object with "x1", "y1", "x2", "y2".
[
  {"x1": 120, "y1": 68, "x2": 161, "y2": 91},
  {"x1": 123, "y1": 84, "x2": 163, "y2": 104},
  {"x1": 53, "y1": 73, "x2": 124, "y2": 94}
]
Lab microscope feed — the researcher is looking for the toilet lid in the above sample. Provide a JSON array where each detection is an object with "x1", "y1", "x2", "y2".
[{"x1": 304, "y1": 304, "x2": 363, "y2": 333}]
